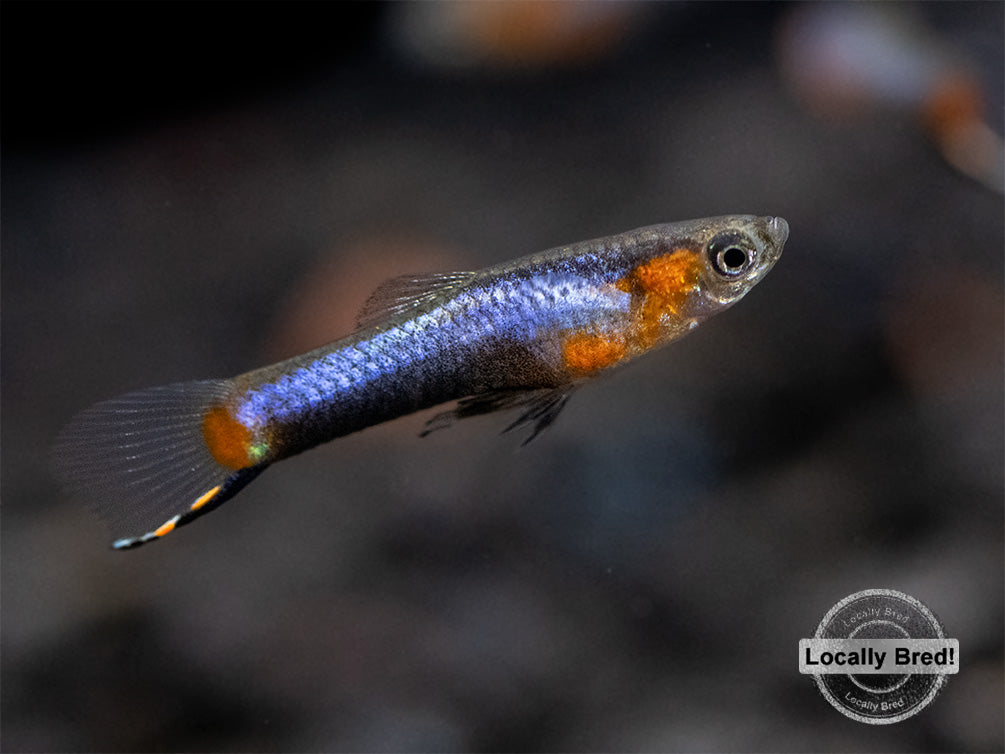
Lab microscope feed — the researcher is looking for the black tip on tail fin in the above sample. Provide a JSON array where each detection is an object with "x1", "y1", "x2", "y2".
[{"x1": 52, "y1": 379, "x2": 264, "y2": 549}]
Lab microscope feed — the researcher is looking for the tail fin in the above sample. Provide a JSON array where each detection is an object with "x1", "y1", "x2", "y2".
[{"x1": 52, "y1": 379, "x2": 266, "y2": 549}]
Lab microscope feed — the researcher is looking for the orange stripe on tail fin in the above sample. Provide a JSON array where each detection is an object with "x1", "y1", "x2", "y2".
[{"x1": 52, "y1": 379, "x2": 268, "y2": 549}]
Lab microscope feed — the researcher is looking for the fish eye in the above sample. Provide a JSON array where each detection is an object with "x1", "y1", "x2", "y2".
[{"x1": 707, "y1": 233, "x2": 754, "y2": 278}]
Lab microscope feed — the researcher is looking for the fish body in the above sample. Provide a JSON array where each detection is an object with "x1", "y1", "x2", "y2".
[{"x1": 54, "y1": 215, "x2": 788, "y2": 548}]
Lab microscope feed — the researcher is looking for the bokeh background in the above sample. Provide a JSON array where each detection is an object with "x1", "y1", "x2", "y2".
[{"x1": 3, "y1": 2, "x2": 1002, "y2": 751}]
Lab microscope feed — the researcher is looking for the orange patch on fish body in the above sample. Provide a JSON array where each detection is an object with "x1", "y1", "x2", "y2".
[
  {"x1": 562, "y1": 332, "x2": 628, "y2": 376},
  {"x1": 617, "y1": 249, "x2": 702, "y2": 347},
  {"x1": 202, "y1": 405, "x2": 255, "y2": 470},
  {"x1": 630, "y1": 250, "x2": 701, "y2": 306}
]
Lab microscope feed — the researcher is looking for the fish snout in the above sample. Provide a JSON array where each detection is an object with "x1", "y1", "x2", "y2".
[{"x1": 765, "y1": 216, "x2": 789, "y2": 247}]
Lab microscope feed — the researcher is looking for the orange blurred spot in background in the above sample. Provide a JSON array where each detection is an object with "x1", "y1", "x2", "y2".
[
  {"x1": 393, "y1": 0, "x2": 642, "y2": 70},
  {"x1": 265, "y1": 236, "x2": 466, "y2": 361},
  {"x1": 777, "y1": 3, "x2": 1003, "y2": 192}
]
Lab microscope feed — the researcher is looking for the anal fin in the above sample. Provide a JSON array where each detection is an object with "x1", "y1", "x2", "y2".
[{"x1": 421, "y1": 387, "x2": 575, "y2": 445}]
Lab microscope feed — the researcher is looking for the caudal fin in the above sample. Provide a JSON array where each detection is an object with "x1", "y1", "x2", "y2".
[{"x1": 52, "y1": 379, "x2": 266, "y2": 549}]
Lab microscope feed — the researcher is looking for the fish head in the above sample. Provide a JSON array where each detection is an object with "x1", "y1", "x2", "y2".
[{"x1": 686, "y1": 214, "x2": 787, "y2": 315}]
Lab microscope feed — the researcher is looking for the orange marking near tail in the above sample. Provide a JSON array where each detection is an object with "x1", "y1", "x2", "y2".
[
  {"x1": 191, "y1": 485, "x2": 223, "y2": 512},
  {"x1": 563, "y1": 332, "x2": 627, "y2": 376},
  {"x1": 202, "y1": 406, "x2": 254, "y2": 470}
]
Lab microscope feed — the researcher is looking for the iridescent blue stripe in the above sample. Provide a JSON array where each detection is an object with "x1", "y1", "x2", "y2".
[{"x1": 234, "y1": 271, "x2": 631, "y2": 427}]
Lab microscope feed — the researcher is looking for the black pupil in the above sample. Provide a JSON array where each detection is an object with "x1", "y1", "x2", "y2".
[{"x1": 721, "y1": 246, "x2": 747, "y2": 271}]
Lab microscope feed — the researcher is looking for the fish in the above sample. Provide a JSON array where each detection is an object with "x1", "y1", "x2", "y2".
[{"x1": 53, "y1": 215, "x2": 788, "y2": 549}]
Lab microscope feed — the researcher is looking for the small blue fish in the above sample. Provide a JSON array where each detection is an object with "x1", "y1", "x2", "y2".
[{"x1": 54, "y1": 215, "x2": 788, "y2": 548}]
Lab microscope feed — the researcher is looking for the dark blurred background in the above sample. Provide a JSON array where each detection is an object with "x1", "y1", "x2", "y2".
[{"x1": 2, "y1": 2, "x2": 1002, "y2": 751}]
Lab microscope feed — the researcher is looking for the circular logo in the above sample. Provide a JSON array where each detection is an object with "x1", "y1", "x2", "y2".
[{"x1": 800, "y1": 589, "x2": 956, "y2": 724}]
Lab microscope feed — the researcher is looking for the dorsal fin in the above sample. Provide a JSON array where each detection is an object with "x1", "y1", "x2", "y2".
[{"x1": 355, "y1": 271, "x2": 477, "y2": 330}]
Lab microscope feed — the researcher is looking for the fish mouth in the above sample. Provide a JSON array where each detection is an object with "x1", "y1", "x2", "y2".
[
  {"x1": 765, "y1": 216, "x2": 789, "y2": 247},
  {"x1": 758, "y1": 216, "x2": 788, "y2": 270}
]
